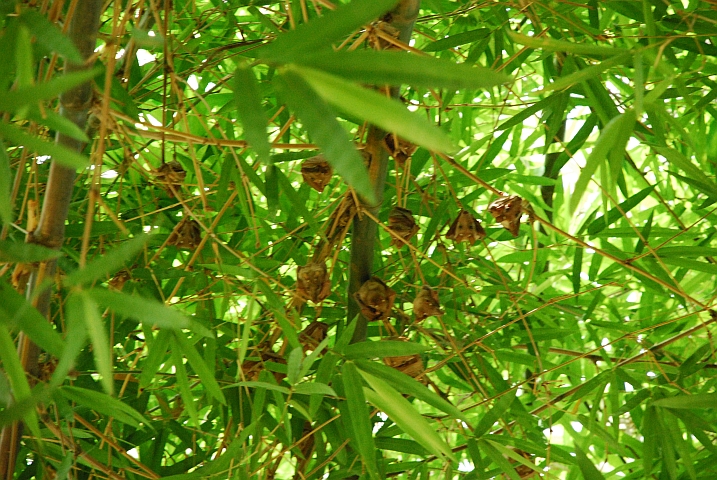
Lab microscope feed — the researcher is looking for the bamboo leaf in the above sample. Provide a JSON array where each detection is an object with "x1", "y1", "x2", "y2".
[
  {"x1": 297, "y1": 51, "x2": 509, "y2": 90},
  {"x1": 0, "y1": 279, "x2": 65, "y2": 358},
  {"x1": 68, "y1": 292, "x2": 113, "y2": 395},
  {"x1": 508, "y1": 32, "x2": 628, "y2": 56},
  {"x1": 586, "y1": 185, "x2": 655, "y2": 236},
  {"x1": 653, "y1": 393, "x2": 717, "y2": 409},
  {"x1": 0, "y1": 121, "x2": 88, "y2": 169},
  {"x1": 293, "y1": 382, "x2": 336, "y2": 396},
  {"x1": 343, "y1": 340, "x2": 429, "y2": 359},
  {"x1": 0, "y1": 324, "x2": 41, "y2": 436},
  {"x1": 61, "y1": 386, "x2": 150, "y2": 429},
  {"x1": 355, "y1": 359, "x2": 469, "y2": 423},
  {"x1": 65, "y1": 234, "x2": 150, "y2": 287},
  {"x1": 274, "y1": 70, "x2": 375, "y2": 203},
  {"x1": 293, "y1": 65, "x2": 456, "y2": 154},
  {"x1": 88, "y1": 288, "x2": 194, "y2": 332},
  {"x1": 19, "y1": 10, "x2": 83, "y2": 62},
  {"x1": 170, "y1": 340, "x2": 199, "y2": 426},
  {"x1": 234, "y1": 65, "x2": 272, "y2": 165},
  {"x1": 0, "y1": 240, "x2": 61, "y2": 262},
  {"x1": 360, "y1": 369, "x2": 457, "y2": 462},
  {"x1": 0, "y1": 67, "x2": 102, "y2": 113},
  {"x1": 0, "y1": 141, "x2": 11, "y2": 225},
  {"x1": 257, "y1": 0, "x2": 399, "y2": 62},
  {"x1": 341, "y1": 362, "x2": 380, "y2": 480},
  {"x1": 172, "y1": 330, "x2": 226, "y2": 405},
  {"x1": 573, "y1": 444, "x2": 607, "y2": 480},
  {"x1": 423, "y1": 28, "x2": 490, "y2": 52},
  {"x1": 570, "y1": 110, "x2": 635, "y2": 214},
  {"x1": 286, "y1": 346, "x2": 303, "y2": 386}
]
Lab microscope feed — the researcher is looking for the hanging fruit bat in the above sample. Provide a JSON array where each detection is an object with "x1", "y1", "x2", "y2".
[
  {"x1": 388, "y1": 206, "x2": 419, "y2": 248},
  {"x1": 488, "y1": 195, "x2": 523, "y2": 237},
  {"x1": 155, "y1": 160, "x2": 186, "y2": 197},
  {"x1": 167, "y1": 217, "x2": 202, "y2": 249},
  {"x1": 296, "y1": 262, "x2": 331, "y2": 303},
  {"x1": 355, "y1": 277, "x2": 396, "y2": 321},
  {"x1": 301, "y1": 155, "x2": 333, "y2": 193},
  {"x1": 383, "y1": 133, "x2": 417, "y2": 166},
  {"x1": 445, "y1": 210, "x2": 486, "y2": 245},
  {"x1": 412, "y1": 286, "x2": 444, "y2": 321},
  {"x1": 299, "y1": 321, "x2": 329, "y2": 353}
]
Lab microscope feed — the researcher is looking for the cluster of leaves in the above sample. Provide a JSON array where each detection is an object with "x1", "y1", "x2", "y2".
[{"x1": 2, "y1": 0, "x2": 717, "y2": 479}]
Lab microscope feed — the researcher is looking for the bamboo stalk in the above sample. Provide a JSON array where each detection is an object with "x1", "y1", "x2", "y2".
[
  {"x1": 0, "y1": 2, "x2": 103, "y2": 478},
  {"x1": 347, "y1": 0, "x2": 421, "y2": 343}
]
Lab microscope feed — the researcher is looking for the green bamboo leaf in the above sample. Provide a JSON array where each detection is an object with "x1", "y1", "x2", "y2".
[
  {"x1": 0, "y1": 141, "x2": 11, "y2": 226},
  {"x1": 67, "y1": 292, "x2": 113, "y2": 395},
  {"x1": 234, "y1": 64, "x2": 271, "y2": 165},
  {"x1": 0, "y1": 324, "x2": 41, "y2": 436},
  {"x1": 293, "y1": 65, "x2": 456, "y2": 154},
  {"x1": 474, "y1": 391, "x2": 515, "y2": 438},
  {"x1": 257, "y1": 0, "x2": 399, "y2": 62},
  {"x1": 286, "y1": 346, "x2": 303, "y2": 386},
  {"x1": 653, "y1": 145, "x2": 717, "y2": 197},
  {"x1": 170, "y1": 340, "x2": 199, "y2": 426},
  {"x1": 573, "y1": 444, "x2": 606, "y2": 480},
  {"x1": 642, "y1": 405, "x2": 658, "y2": 476},
  {"x1": 172, "y1": 330, "x2": 227, "y2": 405},
  {"x1": 293, "y1": 382, "x2": 336, "y2": 396},
  {"x1": 233, "y1": 381, "x2": 290, "y2": 395},
  {"x1": 19, "y1": 10, "x2": 83, "y2": 62},
  {"x1": 355, "y1": 359, "x2": 469, "y2": 423},
  {"x1": 478, "y1": 439, "x2": 521, "y2": 480},
  {"x1": 586, "y1": 186, "x2": 655, "y2": 235},
  {"x1": 88, "y1": 288, "x2": 194, "y2": 332},
  {"x1": 541, "y1": 53, "x2": 631, "y2": 93},
  {"x1": 0, "y1": 279, "x2": 65, "y2": 358},
  {"x1": 65, "y1": 234, "x2": 150, "y2": 287},
  {"x1": 343, "y1": 340, "x2": 429, "y2": 359},
  {"x1": 653, "y1": 393, "x2": 717, "y2": 409},
  {"x1": 0, "y1": 67, "x2": 102, "y2": 113},
  {"x1": 0, "y1": 121, "x2": 88, "y2": 170},
  {"x1": 138, "y1": 329, "x2": 171, "y2": 390},
  {"x1": 508, "y1": 32, "x2": 628, "y2": 56},
  {"x1": 274, "y1": 71, "x2": 375, "y2": 203},
  {"x1": 61, "y1": 386, "x2": 150, "y2": 429},
  {"x1": 333, "y1": 316, "x2": 358, "y2": 355},
  {"x1": 297, "y1": 51, "x2": 509, "y2": 90},
  {"x1": 0, "y1": 240, "x2": 62, "y2": 263},
  {"x1": 341, "y1": 362, "x2": 380, "y2": 480},
  {"x1": 570, "y1": 110, "x2": 635, "y2": 214},
  {"x1": 48, "y1": 303, "x2": 87, "y2": 389},
  {"x1": 360, "y1": 369, "x2": 457, "y2": 462},
  {"x1": 423, "y1": 28, "x2": 490, "y2": 52},
  {"x1": 495, "y1": 93, "x2": 564, "y2": 131}
]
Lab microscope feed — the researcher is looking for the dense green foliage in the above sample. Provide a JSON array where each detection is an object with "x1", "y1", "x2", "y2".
[{"x1": 2, "y1": 0, "x2": 717, "y2": 479}]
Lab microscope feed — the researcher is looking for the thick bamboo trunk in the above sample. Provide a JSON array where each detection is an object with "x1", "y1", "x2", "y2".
[
  {"x1": 0, "y1": 2, "x2": 103, "y2": 478},
  {"x1": 347, "y1": 0, "x2": 420, "y2": 343}
]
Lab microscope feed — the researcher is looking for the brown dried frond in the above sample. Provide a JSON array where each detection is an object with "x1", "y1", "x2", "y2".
[
  {"x1": 167, "y1": 217, "x2": 202, "y2": 249},
  {"x1": 412, "y1": 286, "x2": 444, "y2": 321},
  {"x1": 488, "y1": 195, "x2": 524, "y2": 237},
  {"x1": 355, "y1": 277, "x2": 396, "y2": 321},
  {"x1": 446, "y1": 210, "x2": 486, "y2": 245},
  {"x1": 367, "y1": 21, "x2": 401, "y2": 51},
  {"x1": 388, "y1": 206, "x2": 419, "y2": 248},
  {"x1": 301, "y1": 155, "x2": 333, "y2": 193}
]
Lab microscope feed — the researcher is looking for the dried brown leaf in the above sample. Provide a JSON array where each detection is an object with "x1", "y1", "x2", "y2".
[{"x1": 296, "y1": 262, "x2": 331, "y2": 303}]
